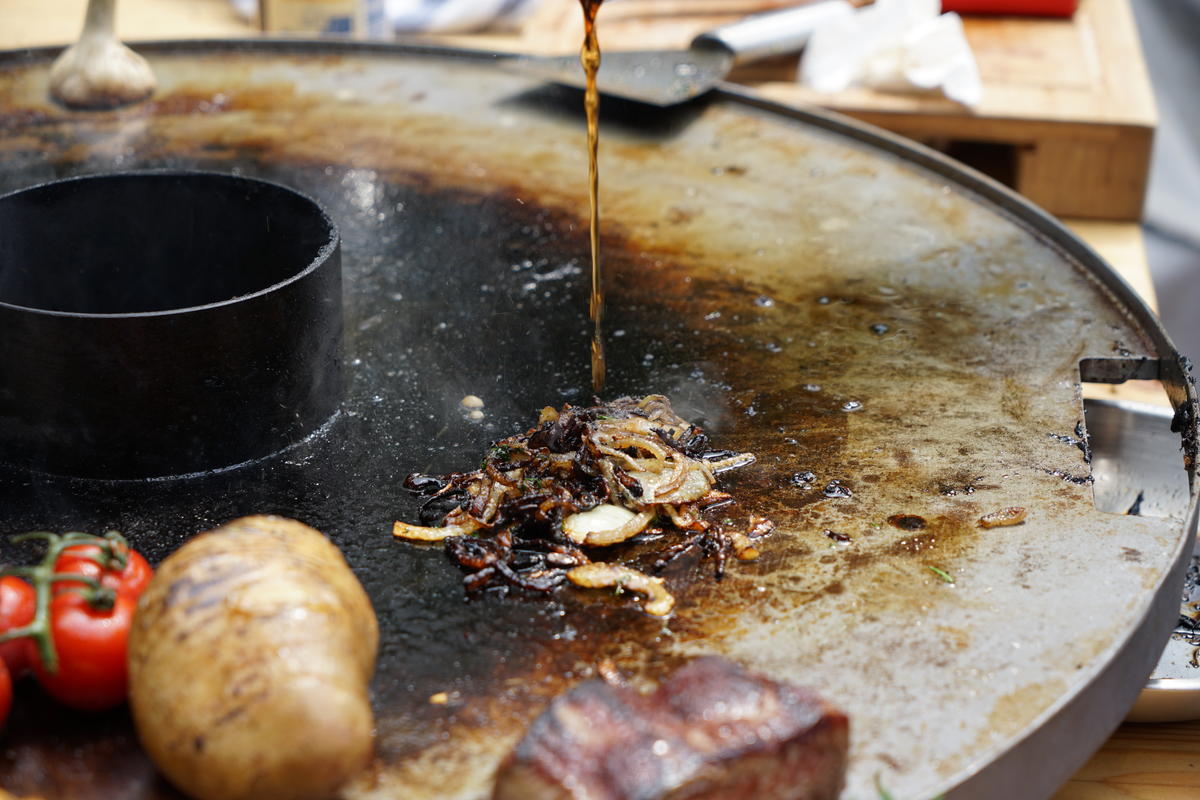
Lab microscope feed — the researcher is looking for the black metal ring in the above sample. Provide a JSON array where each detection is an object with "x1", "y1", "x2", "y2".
[{"x1": 0, "y1": 170, "x2": 343, "y2": 479}]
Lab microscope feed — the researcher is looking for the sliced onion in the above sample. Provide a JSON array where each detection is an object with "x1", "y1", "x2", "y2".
[
  {"x1": 629, "y1": 465, "x2": 710, "y2": 504},
  {"x1": 567, "y1": 562, "x2": 675, "y2": 616},
  {"x1": 563, "y1": 505, "x2": 655, "y2": 546},
  {"x1": 729, "y1": 532, "x2": 760, "y2": 560},
  {"x1": 706, "y1": 452, "x2": 756, "y2": 473},
  {"x1": 979, "y1": 507, "x2": 1026, "y2": 528},
  {"x1": 393, "y1": 519, "x2": 480, "y2": 542}
]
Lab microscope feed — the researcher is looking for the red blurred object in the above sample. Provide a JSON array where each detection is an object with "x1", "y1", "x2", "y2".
[{"x1": 942, "y1": 0, "x2": 1078, "y2": 16}]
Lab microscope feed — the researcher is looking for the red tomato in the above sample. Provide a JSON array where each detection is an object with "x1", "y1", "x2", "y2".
[
  {"x1": 0, "y1": 576, "x2": 35, "y2": 678},
  {"x1": 941, "y1": 0, "x2": 1076, "y2": 16},
  {"x1": 0, "y1": 659, "x2": 10, "y2": 728},
  {"x1": 32, "y1": 591, "x2": 135, "y2": 712},
  {"x1": 54, "y1": 542, "x2": 153, "y2": 600}
]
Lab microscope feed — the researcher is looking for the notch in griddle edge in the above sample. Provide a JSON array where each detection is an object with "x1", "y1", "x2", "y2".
[{"x1": 1079, "y1": 357, "x2": 1192, "y2": 519}]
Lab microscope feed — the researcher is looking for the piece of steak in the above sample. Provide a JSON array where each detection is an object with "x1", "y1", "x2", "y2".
[{"x1": 493, "y1": 656, "x2": 849, "y2": 800}]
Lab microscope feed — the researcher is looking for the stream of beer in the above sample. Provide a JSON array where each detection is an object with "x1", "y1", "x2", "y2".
[{"x1": 580, "y1": 0, "x2": 605, "y2": 395}]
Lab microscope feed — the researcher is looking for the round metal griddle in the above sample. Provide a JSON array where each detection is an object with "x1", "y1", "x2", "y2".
[{"x1": 0, "y1": 41, "x2": 1195, "y2": 800}]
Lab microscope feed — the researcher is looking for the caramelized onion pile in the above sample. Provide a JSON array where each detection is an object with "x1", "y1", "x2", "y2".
[{"x1": 393, "y1": 395, "x2": 772, "y2": 615}]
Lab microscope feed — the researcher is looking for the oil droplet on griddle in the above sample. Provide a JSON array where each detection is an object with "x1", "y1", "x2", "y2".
[
  {"x1": 790, "y1": 471, "x2": 815, "y2": 486},
  {"x1": 823, "y1": 480, "x2": 852, "y2": 499}
]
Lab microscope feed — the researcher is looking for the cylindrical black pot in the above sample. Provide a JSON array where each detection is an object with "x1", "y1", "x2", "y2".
[{"x1": 0, "y1": 171, "x2": 342, "y2": 479}]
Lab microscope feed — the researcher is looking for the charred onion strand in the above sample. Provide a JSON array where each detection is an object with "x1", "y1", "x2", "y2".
[
  {"x1": 392, "y1": 396, "x2": 770, "y2": 614},
  {"x1": 978, "y1": 506, "x2": 1027, "y2": 528},
  {"x1": 567, "y1": 563, "x2": 675, "y2": 617},
  {"x1": 392, "y1": 519, "x2": 479, "y2": 542}
]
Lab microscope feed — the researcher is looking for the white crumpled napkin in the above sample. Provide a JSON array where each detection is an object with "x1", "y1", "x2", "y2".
[
  {"x1": 800, "y1": 0, "x2": 983, "y2": 107},
  {"x1": 233, "y1": 0, "x2": 541, "y2": 35},
  {"x1": 385, "y1": 0, "x2": 540, "y2": 33}
]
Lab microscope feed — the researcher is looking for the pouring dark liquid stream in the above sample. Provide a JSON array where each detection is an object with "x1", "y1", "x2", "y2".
[{"x1": 580, "y1": 0, "x2": 605, "y2": 395}]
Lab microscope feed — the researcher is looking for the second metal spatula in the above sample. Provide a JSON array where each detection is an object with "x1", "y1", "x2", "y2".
[{"x1": 500, "y1": 1, "x2": 851, "y2": 106}]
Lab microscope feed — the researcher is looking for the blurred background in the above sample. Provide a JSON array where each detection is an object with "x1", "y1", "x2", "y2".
[
  {"x1": 1, "y1": 0, "x2": 1196, "y2": 365},
  {"x1": 1132, "y1": 1, "x2": 1200, "y2": 369}
]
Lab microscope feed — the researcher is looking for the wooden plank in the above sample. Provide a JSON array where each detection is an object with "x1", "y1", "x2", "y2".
[
  {"x1": 0, "y1": 0, "x2": 253, "y2": 48},
  {"x1": 1065, "y1": 221, "x2": 1170, "y2": 407},
  {"x1": 1066, "y1": 220, "x2": 1156, "y2": 309},
  {"x1": 1053, "y1": 719, "x2": 1200, "y2": 799}
]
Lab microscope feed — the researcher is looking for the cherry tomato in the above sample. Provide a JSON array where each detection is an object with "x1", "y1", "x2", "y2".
[
  {"x1": 0, "y1": 659, "x2": 10, "y2": 728},
  {"x1": 0, "y1": 576, "x2": 35, "y2": 678},
  {"x1": 54, "y1": 541, "x2": 153, "y2": 600},
  {"x1": 32, "y1": 591, "x2": 135, "y2": 712}
]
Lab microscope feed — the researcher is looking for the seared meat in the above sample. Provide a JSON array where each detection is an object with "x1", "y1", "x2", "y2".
[{"x1": 493, "y1": 656, "x2": 849, "y2": 800}]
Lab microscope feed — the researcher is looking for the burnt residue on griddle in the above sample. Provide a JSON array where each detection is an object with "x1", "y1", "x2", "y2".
[
  {"x1": 1111, "y1": 340, "x2": 1136, "y2": 358},
  {"x1": 1043, "y1": 468, "x2": 1095, "y2": 486},
  {"x1": 880, "y1": 514, "x2": 975, "y2": 561},
  {"x1": 0, "y1": 689, "x2": 183, "y2": 800},
  {"x1": 1047, "y1": 421, "x2": 1091, "y2": 462},
  {"x1": 0, "y1": 107, "x2": 56, "y2": 135},
  {"x1": 1076, "y1": 420, "x2": 1093, "y2": 462},
  {"x1": 935, "y1": 473, "x2": 999, "y2": 496},
  {"x1": 887, "y1": 514, "x2": 927, "y2": 531},
  {"x1": 1170, "y1": 358, "x2": 1199, "y2": 473}
]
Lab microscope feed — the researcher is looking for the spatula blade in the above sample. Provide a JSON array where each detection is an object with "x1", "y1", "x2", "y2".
[{"x1": 501, "y1": 47, "x2": 733, "y2": 107}]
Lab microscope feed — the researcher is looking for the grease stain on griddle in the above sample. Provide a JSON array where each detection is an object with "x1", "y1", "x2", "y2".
[
  {"x1": 888, "y1": 514, "x2": 927, "y2": 531},
  {"x1": 936, "y1": 474, "x2": 998, "y2": 496},
  {"x1": 1044, "y1": 468, "x2": 1095, "y2": 486},
  {"x1": 880, "y1": 514, "x2": 974, "y2": 562}
]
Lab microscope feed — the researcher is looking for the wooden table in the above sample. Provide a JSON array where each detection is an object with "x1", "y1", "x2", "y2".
[{"x1": 2, "y1": 2, "x2": 1197, "y2": 798}]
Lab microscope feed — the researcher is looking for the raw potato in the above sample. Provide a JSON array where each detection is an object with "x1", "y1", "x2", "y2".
[{"x1": 128, "y1": 516, "x2": 378, "y2": 800}]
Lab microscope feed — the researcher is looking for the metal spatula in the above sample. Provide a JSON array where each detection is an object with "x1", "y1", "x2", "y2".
[{"x1": 500, "y1": 0, "x2": 850, "y2": 106}]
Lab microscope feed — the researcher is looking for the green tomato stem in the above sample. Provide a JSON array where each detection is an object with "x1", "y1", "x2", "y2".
[{"x1": 0, "y1": 530, "x2": 123, "y2": 674}]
